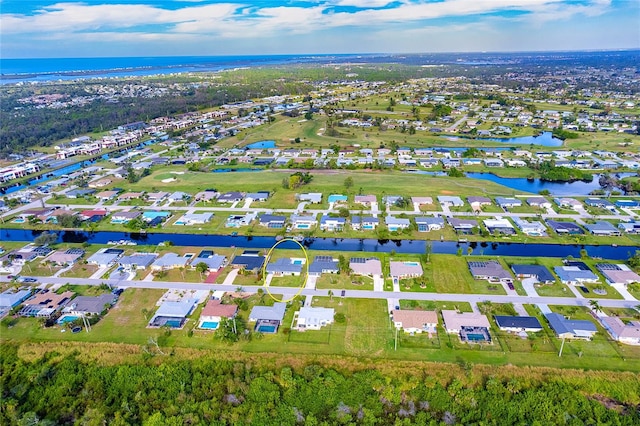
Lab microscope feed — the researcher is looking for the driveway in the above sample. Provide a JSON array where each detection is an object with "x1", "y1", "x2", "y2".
[
  {"x1": 373, "y1": 274, "x2": 384, "y2": 292},
  {"x1": 611, "y1": 283, "x2": 637, "y2": 302},
  {"x1": 521, "y1": 277, "x2": 539, "y2": 297},
  {"x1": 222, "y1": 269, "x2": 239, "y2": 286},
  {"x1": 305, "y1": 275, "x2": 318, "y2": 289}
]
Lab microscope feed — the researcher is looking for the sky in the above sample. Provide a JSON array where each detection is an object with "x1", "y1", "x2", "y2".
[{"x1": 1, "y1": 0, "x2": 639, "y2": 58}]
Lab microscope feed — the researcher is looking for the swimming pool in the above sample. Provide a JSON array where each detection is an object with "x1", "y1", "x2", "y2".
[
  {"x1": 57, "y1": 315, "x2": 79, "y2": 324},
  {"x1": 466, "y1": 333, "x2": 488, "y2": 342},
  {"x1": 165, "y1": 320, "x2": 182, "y2": 328},
  {"x1": 200, "y1": 321, "x2": 219, "y2": 330},
  {"x1": 292, "y1": 259, "x2": 304, "y2": 265},
  {"x1": 404, "y1": 262, "x2": 420, "y2": 266},
  {"x1": 256, "y1": 324, "x2": 277, "y2": 333},
  {"x1": 13, "y1": 218, "x2": 25, "y2": 223}
]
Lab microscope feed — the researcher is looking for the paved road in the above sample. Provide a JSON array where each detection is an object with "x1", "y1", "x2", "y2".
[{"x1": 33, "y1": 276, "x2": 640, "y2": 310}]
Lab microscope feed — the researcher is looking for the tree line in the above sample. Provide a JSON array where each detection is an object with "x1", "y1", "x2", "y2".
[{"x1": 1, "y1": 343, "x2": 639, "y2": 425}]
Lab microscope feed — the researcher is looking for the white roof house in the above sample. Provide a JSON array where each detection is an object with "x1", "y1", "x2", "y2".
[
  {"x1": 442, "y1": 310, "x2": 490, "y2": 334},
  {"x1": 349, "y1": 257, "x2": 382, "y2": 277},
  {"x1": 175, "y1": 212, "x2": 213, "y2": 225},
  {"x1": 87, "y1": 249, "x2": 120, "y2": 268},
  {"x1": 294, "y1": 307, "x2": 335, "y2": 331},
  {"x1": 151, "y1": 253, "x2": 191, "y2": 271},
  {"x1": 389, "y1": 261, "x2": 423, "y2": 279},
  {"x1": 600, "y1": 317, "x2": 640, "y2": 345},
  {"x1": 437, "y1": 196, "x2": 464, "y2": 207},
  {"x1": 392, "y1": 310, "x2": 438, "y2": 334}
]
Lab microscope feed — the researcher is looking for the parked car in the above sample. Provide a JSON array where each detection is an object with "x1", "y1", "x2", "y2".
[
  {"x1": 507, "y1": 283, "x2": 515, "y2": 290},
  {"x1": 580, "y1": 286, "x2": 590, "y2": 294},
  {"x1": 18, "y1": 277, "x2": 38, "y2": 283}
]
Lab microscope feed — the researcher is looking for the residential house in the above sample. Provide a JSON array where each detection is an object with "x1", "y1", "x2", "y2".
[
  {"x1": 258, "y1": 214, "x2": 286, "y2": 229},
  {"x1": 46, "y1": 249, "x2": 84, "y2": 266},
  {"x1": 249, "y1": 302, "x2": 287, "y2": 333},
  {"x1": 511, "y1": 264, "x2": 555, "y2": 284},
  {"x1": 385, "y1": 216, "x2": 411, "y2": 232},
  {"x1": 148, "y1": 299, "x2": 199, "y2": 328},
  {"x1": 354, "y1": 195, "x2": 377, "y2": 206},
  {"x1": 554, "y1": 265, "x2": 599, "y2": 284},
  {"x1": 328, "y1": 194, "x2": 348, "y2": 204},
  {"x1": 389, "y1": 261, "x2": 423, "y2": 281},
  {"x1": 447, "y1": 218, "x2": 478, "y2": 234},
  {"x1": 168, "y1": 191, "x2": 191, "y2": 203},
  {"x1": 194, "y1": 190, "x2": 219, "y2": 202},
  {"x1": 599, "y1": 317, "x2": 640, "y2": 345},
  {"x1": 527, "y1": 197, "x2": 552, "y2": 209},
  {"x1": 80, "y1": 209, "x2": 108, "y2": 222},
  {"x1": 297, "y1": 193, "x2": 322, "y2": 204},
  {"x1": 146, "y1": 191, "x2": 169, "y2": 203},
  {"x1": 595, "y1": 264, "x2": 640, "y2": 285},
  {"x1": 468, "y1": 261, "x2": 513, "y2": 283},
  {"x1": 467, "y1": 196, "x2": 492, "y2": 211},
  {"x1": 151, "y1": 253, "x2": 191, "y2": 271},
  {"x1": 192, "y1": 252, "x2": 226, "y2": 272},
  {"x1": 545, "y1": 312, "x2": 597, "y2": 339},
  {"x1": 513, "y1": 217, "x2": 547, "y2": 236},
  {"x1": 226, "y1": 212, "x2": 257, "y2": 228},
  {"x1": 110, "y1": 211, "x2": 141, "y2": 224},
  {"x1": 62, "y1": 294, "x2": 116, "y2": 316},
  {"x1": 19, "y1": 291, "x2": 74, "y2": 318},
  {"x1": 95, "y1": 191, "x2": 118, "y2": 202},
  {"x1": 415, "y1": 216, "x2": 444, "y2": 232},
  {"x1": 174, "y1": 212, "x2": 214, "y2": 225},
  {"x1": 584, "y1": 198, "x2": 616, "y2": 211},
  {"x1": 584, "y1": 221, "x2": 621, "y2": 236},
  {"x1": 411, "y1": 197, "x2": 433, "y2": 208},
  {"x1": 615, "y1": 199, "x2": 640, "y2": 208},
  {"x1": 118, "y1": 192, "x2": 144, "y2": 202},
  {"x1": 320, "y1": 215, "x2": 346, "y2": 231},
  {"x1": 391, "y1": 310, "x2": 438, "y2": 334},
  {"x1": 118, "y1": 253, "x2": 157, "y2": 270},
  {"x1": 142, "y1": 211, "x2": 171, "y2": 226},
  {"x1": 245, "y1": 192, "x2": 270, "y2": 202},
  {"x1": 554, "y1": 197, "x2": 583, "y2": 209},
  {"x1": 546, "y1": 219, "x2": 584, "y2": 235},
  {"x1": 308, "y1": 256, "x2": 339, "y2": 277},
  {"x1": 441, "y1": 310, "x2": 491, "y2": 336},
  {"x1": 0, "y1": 289, "x2": 32, "y2": 309},
  {"x1": 198, "y1": 299, "x2": 238, "y2": 329},
  {"x1": 350, "y1": 257, "x2": 382, "y2": 277},
  {"x1": 494, "y1": 316, "x2": 543, "y2": 332},
  {"x1": 289, "y1": 214, "x2": 317, "y2": 230},
  {"x1": 87, "y1": 248, "x2": 122, "y2": 268},
  {"x1": 495, "y1": 197, "x2": 522, "y2": 209},
  {"x1": 66, "y1": 188, "x2": 96, "y2": 199},
  {"x1": 619, "y1": 221, "x2": 640, "y2": 234},
  {"x1": 351, "y1": 216, "x2": 379, "y2": 231},
  {"x1": 266, "y1": 258, "x2": 304, "y2": 276},
  {"x1": 230, "y1": 250, "x2": 265, "y2": 273},
  {"x1": 294, "y1": 307, "x2": 335, "y2": 331},
  {"x1": 437, "y1": 196, "x2": 464, "y2": 207},
  {"x1": 217, "y1": 192, "x2": 244, "y2": 203},
  {"x1": 483, "y1": 218, "x2": 516, "y2": 235}
]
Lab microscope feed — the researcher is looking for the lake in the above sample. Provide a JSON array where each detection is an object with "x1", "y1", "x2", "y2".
[
  {"x1": 442, "y1": 132, "x2": 563, "y2": 147},
  {"x1": 245, "y1": 140, "x2": 276, "y2": 149},
  {"x1": 1, "y1": 229, "x2": 634, "y2": 260},
  {"x1": 466, "y1": 172, "x2": 636, "y2": 196}
]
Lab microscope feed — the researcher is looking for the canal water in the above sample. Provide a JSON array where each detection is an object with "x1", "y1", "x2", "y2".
[
  {"x1": 1, "y1": 228, "x2": 635, "y2": 260},
  {"x1": 441, "y1": 132, "x2": 564, "y2": 147}
]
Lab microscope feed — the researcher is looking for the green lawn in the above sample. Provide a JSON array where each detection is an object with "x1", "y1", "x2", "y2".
[
  {"x1": 399, "y1": 299, "x2": 473, "y2": 313},
  {"x1": 315, "y1": 273, "x2": 374, "y2": 291}
]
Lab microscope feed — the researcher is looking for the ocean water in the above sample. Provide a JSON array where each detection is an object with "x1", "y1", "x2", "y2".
[{"x1": 0, "y1": 54, "x2": 361, "y2": 84}]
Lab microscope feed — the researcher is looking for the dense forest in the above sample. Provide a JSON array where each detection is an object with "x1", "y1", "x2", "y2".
[{"x1": 1, "y1": 342, "x2": 639, "y2": 425}]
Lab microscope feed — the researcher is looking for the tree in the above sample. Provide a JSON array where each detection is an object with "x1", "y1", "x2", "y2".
[
  {"x1": 195, "y1": 262, "x2": 209, "y2": 279},
  {"x1": 337, "y1": 207, "x2": 350, "y2": 218},
  {"x1": 589, "y1": 300, "x2": 602, "y2": 314},
  {"x1": 628, "y1": 250, "x2": 640, "y2": 269},
  {"x1": 328, "y1": 290, "x2": 333, "y2": 301},
  {"x1": 344, "y1": 176, "x2": 354, "y2": 191},
  {"x1": 34, "y1": 231, "x2": 58, "y2": 246},
  {"x1": 216, "y1": 317, "x2": 240, "y2": 343}
]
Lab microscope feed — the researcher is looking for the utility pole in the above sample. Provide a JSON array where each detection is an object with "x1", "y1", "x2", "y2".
[
  {"x1": 394, "y1": 327, "x2": 398, "y2": 351},
  {"x1": 558, "y1": 337, "x2": 566, "y2": 357}
]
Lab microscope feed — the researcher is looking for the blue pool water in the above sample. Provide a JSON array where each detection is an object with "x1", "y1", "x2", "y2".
[
  {"x1": 292, "y1": 259, "x2": 304, "y2": 265},
  {"x1": 57, "y1": 315, "x2": 79, "y2": 324},
  {"x1": 245, "y1": 140, "x2": 276, "y2": 149},
  {"x1": 165, "y1": 320, "x2": 182, "y2": 328},
  {"x1": 256, "y1": 324, "x2": 277, "y2": 333},
  {"x1": 466, "y1": 333, "x2": 488, "y2": 341},
  {"x1": 200, "y1": 321, "x2": 219, "y2": 330}
]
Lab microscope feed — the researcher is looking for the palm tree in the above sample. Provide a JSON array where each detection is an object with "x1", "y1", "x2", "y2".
[
  {"x1": 589, "y1": 299, "x2": 602, "y2": 314},
  {"x1": 328, "y1": 290, "x2": 333, "y2": 301}
]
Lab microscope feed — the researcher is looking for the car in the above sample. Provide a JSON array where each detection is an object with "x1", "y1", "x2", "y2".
[
  {"x1": 580, "y1": 286, "x2": 590, "y2": 294},
  {"x1": 18, "y1": 277, "x2": 38, "y2": 283},
  {"x1": 507, "y1": 283, "x2": 515, "y2": 290},
  {"x1": 340, "y1": 290, "x2": 346, "y2": 297}
]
